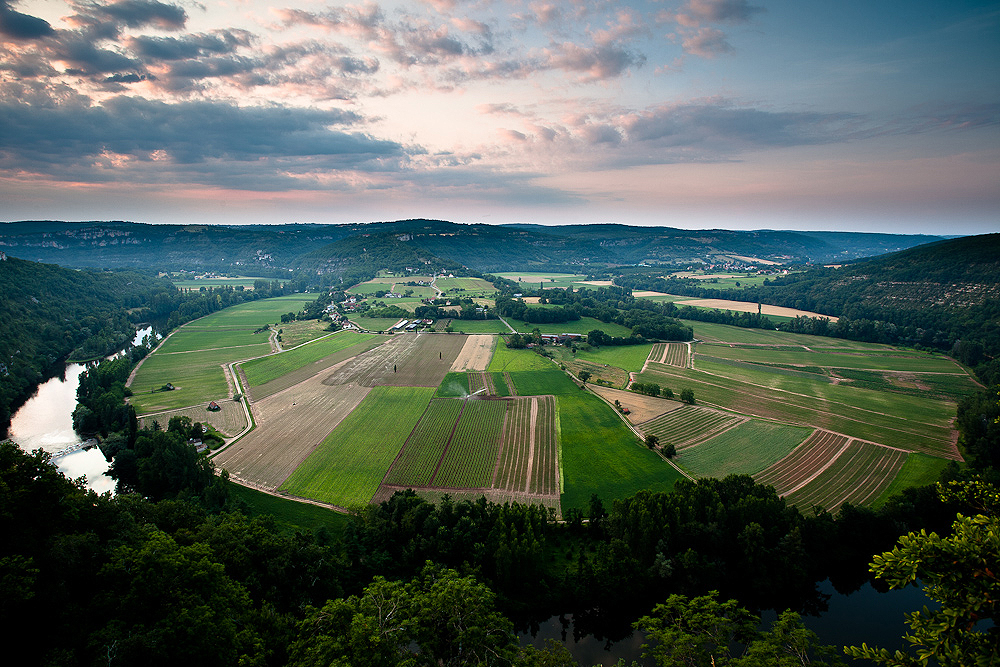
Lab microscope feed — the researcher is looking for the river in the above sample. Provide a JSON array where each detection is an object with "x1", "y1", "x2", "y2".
[
  {"x1": 520, "y1": 579, "x2": 935, "y2": 665},
  {"x1": 7, "y1": 326, "x2": 155, "y2": 493}
]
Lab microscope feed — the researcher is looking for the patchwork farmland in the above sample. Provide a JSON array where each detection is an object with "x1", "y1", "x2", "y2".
[
  {"x1": 753, "y1": 430, "x2": 909, "y2": 512},
  {"x1": 378, "y1": 395, "x2": 560, "y2": 506},
  {"x1": 638, "y1": 405, "x2": 747, "y2": 450},
  {"x1": 132, "y1": 291, "x2": 972, "y2": 519}
]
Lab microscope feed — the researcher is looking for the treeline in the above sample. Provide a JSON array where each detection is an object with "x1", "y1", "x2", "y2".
[
  {"x1": 614, "y1": 234, "x2": 1000, "y2": 383},
  {"x1": 5, "y1": 426, "x2": 992, "y2": 667},
  {"x1": 495, "y1": 285, "x2": 692, "y2": 342}
]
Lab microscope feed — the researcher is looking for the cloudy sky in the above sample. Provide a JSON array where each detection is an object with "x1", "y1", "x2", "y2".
[{"x1": 1, "y1": 0, "x2": 997, "y2": 233}]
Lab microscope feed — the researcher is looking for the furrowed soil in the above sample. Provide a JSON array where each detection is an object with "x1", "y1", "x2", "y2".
[
  {"x1": 450, "y1": 334, "x2": 496, "y2": 371},
  {"x1": 321, "y1": 333, "x2": 468, "y2": 387},
  {"x1": 587, "y1": 385, "x2": 682, "y2": 424},
  {"x1": 213, "y1": 380, "x2": 371, "y2": 490}
]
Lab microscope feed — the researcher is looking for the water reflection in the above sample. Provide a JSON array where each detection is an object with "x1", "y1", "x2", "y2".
[{"x1": 7, "y1": 326, "x2": 155, "y2": 494}]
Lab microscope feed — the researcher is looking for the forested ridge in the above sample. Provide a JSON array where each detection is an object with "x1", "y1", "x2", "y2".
[{"x1": 0, "y1": 219, "x2": 942, "y2": 273}]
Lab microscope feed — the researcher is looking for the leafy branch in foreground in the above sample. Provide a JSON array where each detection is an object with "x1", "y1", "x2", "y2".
[{"x1": 845, "y1": 479, "x2": 1000, "y2": 667}]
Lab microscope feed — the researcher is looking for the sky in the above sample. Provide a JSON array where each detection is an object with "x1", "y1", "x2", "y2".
[{"x1": 0, "y1": 0, "x2": 997, "y2": 234}]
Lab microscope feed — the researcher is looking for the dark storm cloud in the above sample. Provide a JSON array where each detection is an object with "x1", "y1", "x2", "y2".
[
  {"x1": 0, "y1": 95, "x2": 408, "y2": 186},
  {"x1": 0, "y1": 0, "x2": 53, "y2": 40},
  {"x1": 622, "y1": 102, "x2": 860, "y2": 149},
  {"x1": 84, "y1": 0, "x2": 187, "y2": 30},
  {"x1": 128, "y1": 30, "x2": 254, "y2": 61}
]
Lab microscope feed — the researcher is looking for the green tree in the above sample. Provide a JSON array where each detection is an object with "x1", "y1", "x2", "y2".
[
  {"x1": 845, "y1": 480, "x2": 1000, "y2": 667},
  {"x1": 645, "y1": 434, "x2": 659, "y2": 450},
  {"x1": 637, "y1": 591, "x2": 844, "y2": 667},
  {"x1": 579, "y1": 370, "x2": 592, "y2": 384},
  {"x1": 680, "y1": 388, "x2": 695, "y2": 404}
]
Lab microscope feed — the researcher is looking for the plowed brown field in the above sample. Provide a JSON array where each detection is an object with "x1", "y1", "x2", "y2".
[{"x1": 321, "y1": 333, "x2": 467, "y2": 387}]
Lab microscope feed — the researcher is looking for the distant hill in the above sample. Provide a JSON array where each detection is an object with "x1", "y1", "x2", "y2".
[{"x1": 0, "y1": 219, "x2": 944, "y2": 272}]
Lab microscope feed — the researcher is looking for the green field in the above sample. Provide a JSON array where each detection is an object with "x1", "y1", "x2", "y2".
[
  {"x1": 434, "y1": 400, "x2": 507, "y2": 488},
  {"x1": 436, "y1": 372, "x2": 471, "y2": 397},
  {"x1": 280, "y1": 387, "x2": 435, "y2": 508},
  {"x1": 384, "y1": 398, "x2": 465, "y2": 487},
  {"x1": 129, "y1": 296, "x2": 315, "y2": 413},
  {"x1": 559, "y1": 391, "x2": 684, "y2": 512},
  {"x1": 488, "y1": 346, "x2": 558, "y2": 372},
  {"x1": 435, "y1": 277, "x2": 495, "y2": 294},
  {"x1": 638, "y1": 359, "x2": 955, "y2": 456},
  {"x1": 508, "y1": 370, "x2": 579, "y2": 397},
  {"x1": 229, "y1": 484, "x2": 353, "y2": 535},
  {"x1": 575, "y1": 344, "x2": 655, "y2": 372},
  {"x1": 684, "y1": 320, "x2": 891, "y2": 349},
  {"x1": 872, "y1": 453, "x2": 954, "y2": 508},
  {"x1": 438, "y1": 319, "x2": 512, "y2": 334},
  {"x1": 240, "y1": 331, "x2": 378, "y2": 387},
  {"x1": 698, "y1": 343, "x2": 963, "y2": 373},
  {"x1": 171, "y1": 276, "x2": 269, "y2": 289},
  {"x1": 676, "y1": 421, "x2": 812, "y2": 478},
  {"x1": 184, "y1": 295, "x2": 314, "y2": 328}
]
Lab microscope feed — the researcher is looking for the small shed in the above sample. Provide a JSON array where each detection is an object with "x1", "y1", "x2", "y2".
[{"x1": 207, "y1": 401, "x2": 221, "y2": 411}]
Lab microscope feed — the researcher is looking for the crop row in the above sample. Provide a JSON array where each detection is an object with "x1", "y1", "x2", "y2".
[
  {"x1": 468, "y1": 372, "x2": 487, "y2": 395},
  {"x1": 641, "y1": 405, "x2": 744, "y2": 449},
  {"x1": 662, "y1": 343, "x2": 689, "y2": 367},
  {"x1": 495, "y1": 398, "x2": 532, "y2": 491},
  {"x1": 784, "y1": 441, "x2": 907, "y2": 512},
  {"x1": 530, "y1": 395, "x2": 558, "y2": 495},
  {"x1": 434, "y1": 400, "x2": 508, "y2": 488},
  {"x1": 492, "y1": 396, "x2": 558, "y2": 495},
  {"x1": 753, "y1": 430, "x2": 849, "y2": 493},
  {"x1": 383, "y1": 399, "x2": 464, "y2": 487}
]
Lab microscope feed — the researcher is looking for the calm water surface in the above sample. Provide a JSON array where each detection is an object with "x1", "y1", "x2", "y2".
[{"x1": 8, "y1": 327, "x2": 155, "y2": 493}]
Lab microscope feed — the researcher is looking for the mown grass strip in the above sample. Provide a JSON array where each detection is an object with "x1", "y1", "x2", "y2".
[
  {"x1": 280, "y1": 386, "x2": 434, "y2": 508},
  {"x1": 240, "y1": 331, "x2": 378, "y2": 387}
]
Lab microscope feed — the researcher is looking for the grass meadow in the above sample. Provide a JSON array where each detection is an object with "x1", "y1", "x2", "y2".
[
  {"x1": 439, "y1": 320, "x2": 512, "y2": 334},
  {"x1": 507, "y1": 316, "x2": 634, "y2": 337},
  {"x1": 229, "y1": 484, "x2": 353, "y2": 535},
  {"x1": 280, "y1": 386, "x2": 435, "y2": 508},
  {"x1": 676, "y1": 421, "x2": 812, "y2": 478},
  {"x1": 489, "y1": 346, "x2": 558, "y2": 372},
  {"x1": 559, "y1": 391, "x2": 684, "y2": 512},
  {"x1": 129, "y1": 296, "x2": 315, "y2": 413},
  {"x1": 241, "y1": 331, "x2": 378, "y2": 387}
]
